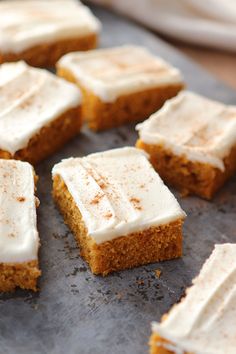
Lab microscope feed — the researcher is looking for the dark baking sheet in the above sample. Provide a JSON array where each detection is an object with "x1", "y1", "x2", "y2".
[{"x1": 1, "y1": 5, "x2": 236, "y2": 354}]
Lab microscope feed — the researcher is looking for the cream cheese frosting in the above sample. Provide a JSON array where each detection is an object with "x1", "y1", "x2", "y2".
[
  {"x1": 57, "y1": 45, "x2": 183, "y2": 102},
  {"x1": 0, "y1": 0, "x2": 101, "y2": 54},
  {"x1": 136, "y1": 91, "x2": 236, "y2": 171},
  {"x1": 0, "y1": 160, "x2": 39, "y2": 263},
  {"x1": 152, "y1": 244, "x2": 236, "y2": 354},
  {"x1": 52, "y1": 147, "x2": 186, "y2": 244},
  {"x1": 0, "y1": 61, "x2": 81, "y2": 155}
]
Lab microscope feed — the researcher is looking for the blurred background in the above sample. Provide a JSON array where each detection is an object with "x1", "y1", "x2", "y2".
[{"x1": 88, "y1": 0, "x2": 236, "y2": 89}]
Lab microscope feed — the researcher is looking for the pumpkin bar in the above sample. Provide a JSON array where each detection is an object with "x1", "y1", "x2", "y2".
[
  {"x1": 56, "y1": 45, "x2": 184, "y2": 131},
  {"x1": 52, "y1": 147, "x2": 186, "y2": 276},
  {"x1": 136, "y1": 91, "x2": 236, "y2": 199},
  {"x1": 0, "y1": 0, "x2": 101, "y2": 67},
  {"x1": 150, "y1": 244, "x2": 236, "y2": 354},
  {"x1": 0, "y1": 61, "x2": 82, "y2": 165},
  {"x1": 0, "y1": 160, "x2": 41, "y2": 292}
]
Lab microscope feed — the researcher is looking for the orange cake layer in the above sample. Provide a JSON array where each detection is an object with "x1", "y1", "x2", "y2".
[
  {"x1": 0, "y1": 0, "x2": 100, "y2": 67},
  {"x1": 150, "y1": 244, "x2": 236, "y2": 353},
  {"x1": 136, "y1": 91, "x2": 236, "y2": 199},
  {"x1": 80, "y1": 83, "x2": 184, "y2": 132},
  {"x1": 0, "y1": 160, "x2": 41, "y2": 292},
  {"x1": 0, "y1": 61, "x2": 82, "y2": 164},
  {"x1": 150, "y1": 333, "x2": 190, "y2": 354},
  {"x1": 0, "y1": 35, "x2": 97, "y2": 68},
  {"x1": 0, "y1": 106, "x2": 82, "y2": 165},
  {"x1": 53, "y1": 175, "x2": 183, "y2": 276},
  {"x1": 136, "y1": 140, "x2": 236, "y2": 200},
  {"x1": 57, "y1": 66, "x2": 183, "y2": 131},
  {"x1": 57, "y1": 46, "x2": 184, "y2": 131},
  {"x1": 0, "y1": 261, "x2": 41, "y2": 292}
]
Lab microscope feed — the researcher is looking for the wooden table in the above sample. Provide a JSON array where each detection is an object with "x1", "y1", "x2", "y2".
[{"x1": 173, "y1": 42, "x2": 236, "y2": 90}]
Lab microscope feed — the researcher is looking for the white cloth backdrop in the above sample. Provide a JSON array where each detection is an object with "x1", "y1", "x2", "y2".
[{"x1": 89, "y1": 0, "x2": 236, "y2": 52}]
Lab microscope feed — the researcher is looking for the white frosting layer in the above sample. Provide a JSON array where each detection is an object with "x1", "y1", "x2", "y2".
[
  {"x1": 0, "y1": 61, "x2": 81, "y2": 155},
  {"x1": 57, "y1": 45, "x2": 183, "y2": 102},
  {"x1": 52, "y1": 147, "x2": 186, "y2": 244},
  {"x1": 136, "y1": 91, "x2": 236, "y2": 171},
  {"x1": 152, "y1": 244, "x2": 236, "y2": 354},
  {"x1": 0, "y1": 160, "x2": 39, "y2": 263},
  {"x1": 0, "y1": 0, "x2": 101, "y2": 54}
]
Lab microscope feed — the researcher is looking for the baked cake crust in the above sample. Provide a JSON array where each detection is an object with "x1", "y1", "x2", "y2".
[
  {"x1": 0, "y1": 106, "x2": 82, "y2": 165},
  {"x1": 0, "y1": 35, "x2": 98, "y2": 68},
  {"x1": 53, "y1": 175, "x2": 183, "y2": 275},
  {"x1": 136, "y1": 140, "x2": 236, "y2": 200}
]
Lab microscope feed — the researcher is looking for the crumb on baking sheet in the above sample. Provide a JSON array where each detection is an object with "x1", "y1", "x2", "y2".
[{"x1": 155, "y1": 269, "x2": 162, "y2": 278}]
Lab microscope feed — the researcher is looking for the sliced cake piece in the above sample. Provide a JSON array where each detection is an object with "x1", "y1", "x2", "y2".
[
  {"x1": 0, "y1": 160, "x2": 41, "y2": 292},
  {"x1": 56, "y1": 45, "x2": 184, "y2": 131},
  {"x1": 136, "y1": 91, "x2": 236, "y2": 199},
  {"x1": 0, "y1": 0, "x2": 101, "y2": 67},
  {"x1": 0, "y1": 61, "x2": 82, "y2": 165},
  {"x1": 52, "y1": 147, "x2": 186, "y2": 276},
  {"x1": 150, "y1": 244, "x2": 236, "y2": 354}
]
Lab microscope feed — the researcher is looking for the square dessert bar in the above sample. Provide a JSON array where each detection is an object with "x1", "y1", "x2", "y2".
[
  {"x1": 150, "y1": 244, "x2": 236, "y2": 354},
  {"x1": 57, "y1": 45, "x2": 184, "y2": 131},
  {"x1": 0, "y1": 160, "x2": 40, "y2": 292},
  {"x1": 0, "y1": 61, "x2": 82, "y2": 165},
  {"x1": 52, "y1": 147, "x2": 186, "y2": 276},
  {"x1": 0, "y1": 0, "x2": 101, "y2": 67},
  {"x1": 136, "y1": 91, "x2": 236, "y2": 199}
]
